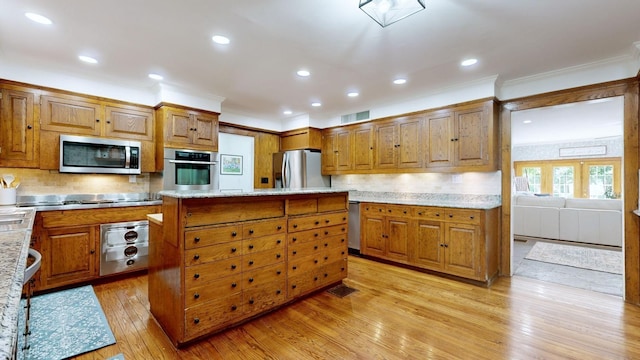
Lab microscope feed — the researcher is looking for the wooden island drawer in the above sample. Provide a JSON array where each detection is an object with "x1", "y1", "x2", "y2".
[
  {"x1": 184, "y1": 224, "x2": 241, "y2": 249},
  {"x1": 185, "y1": 293, "x2": 244, "y2": 339},
  {"x1": 244, "y1": 233, "x2": 285, "y2": 254},
  {"x1": 243, "y1": 263, "x2": 286, "y2": 289},
  {"x1": 185, "y1": 274, "x2": 242, "y2": 308},
  {"x1": 288, "y1": 211, "x2": 348, "y2": 232},
  {"x1": 442, "y1": 208, "x2": 482, "y2": 224},
  {"x1": 243, "y1": 218, "x2": 286, "y2": 238},
  {"x1": 185, "y1": 240, "x2": 242, "y2": 266},
  {"x1": 185, "y1": 258, "x2": 242, "y2": 287},
  {"x1": 243, "y1": 280, "x2": 287, "y2": 315}
]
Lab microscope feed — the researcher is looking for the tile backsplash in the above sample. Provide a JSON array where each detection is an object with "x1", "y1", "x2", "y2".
[
  {"x1": 0, "y1": 168, "x2": 150, "y2": 195},
  {"x1": 331, "y1": 171, "x2": 502, "y2": 195}
]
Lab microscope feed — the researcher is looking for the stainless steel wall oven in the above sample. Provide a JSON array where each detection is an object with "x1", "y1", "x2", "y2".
[{"x1": 163, "y1": 148, "x2": 219, "y2": 191}]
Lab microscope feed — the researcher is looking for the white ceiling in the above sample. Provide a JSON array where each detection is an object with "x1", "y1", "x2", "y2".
[{"x1": 1, "y1": 0, "x2": 639, "y2": 130}]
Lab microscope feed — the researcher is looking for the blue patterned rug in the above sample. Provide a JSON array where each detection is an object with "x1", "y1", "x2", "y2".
[{"x1": 17, "y1": 285, "x2": 116, "y2": 360}]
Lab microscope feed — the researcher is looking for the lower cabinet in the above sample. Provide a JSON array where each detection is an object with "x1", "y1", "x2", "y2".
[{"x1": 361, "y1": 203, "x2": 500, "y2": 283}]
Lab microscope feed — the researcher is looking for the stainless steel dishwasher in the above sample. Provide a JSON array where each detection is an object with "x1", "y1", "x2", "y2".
[{"x1": 348, "y1": 201, "x2": 360, "y2": 253}]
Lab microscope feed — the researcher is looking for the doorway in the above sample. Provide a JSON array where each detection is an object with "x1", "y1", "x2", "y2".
[{"x1": 499, "y1": 79, "x2": 640, "y2": 302}]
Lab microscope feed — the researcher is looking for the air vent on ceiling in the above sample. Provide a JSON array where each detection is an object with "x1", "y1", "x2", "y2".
[{"x1": 341, "y1": 110, "x2": 370, "y2": 124}]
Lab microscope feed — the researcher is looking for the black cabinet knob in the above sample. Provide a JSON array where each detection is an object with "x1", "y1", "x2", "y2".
[
  {"x1": 231, "y1": 282, "x2": 237, "y2": 288},
  {"x1": 194, "y1": 273, "x2": 200, "y2": 279},
  {"x1": 232, "y1": 231, "x2": 237, "y2": 237},
  {"x1": 248, "y1": 260, "x2": 254, "y2": 266},
  {"x1": 249, "y1": 298, "x2": 254, "y2": 304},
  {"x1": 249, "y1": 229, "x2": 254, "y2": 234},
  {"x1": 292, "y1": 284, "x2": 297, "y2": 289},
  {"x1": 27, "y1": 125, "x2": 32, "y2": 129},
  {"x1": 95, "y1": 119, "x2": 100, "y2": 122},
  {"x1": 325, "y1": 219, "x2": 330, "y2": 223},
  {"x1": 293, "y1": 224, "x2": 298, "y2": 228},
  {"x1": 449, "y1": 214, "x2": 453, "y2": 218},
  {"x1": 292, "y1": 237, "x2": 297, "y2": 242},
  {"x1": 293, "y1": 266, "x2": 297, "y2": 270},
  {"x1": 194, "y1": 317, "x2": 200, "y2": 324},
  {"x1": 231, "y1": 247, "x2": 237, "y2": 252},
  {"x1": 315, "y1": 221, "x2": 320, "y2": 225},
  {"x1": 248, "y1": 277, "x2": 254, "y2": 283},
  {"x1": 325, "y1": 231, "x2": 329, "y2": 235},
  {"x1": 314, "y1": 233, "x2": 319, "y2": 237},
  {"x1": 193, "y1": 254, "x2": 200, "y2": 260},
  {"x1": 324, "y1": 256, "x2": 328, "y2": 260},
  {"x1": 231, "y1": 305, "x2": 237, "y2": 311},
  {"x1": 276, "y1": 290, "x2": 282, "y2": 295},
  {"x1": 276, "y1": 253, "x2": 281, "y2": 258},
  {"x1": 194, "y1": 293, "x2": 200, "y2": 299},
  {"x1": 324, "y1": 243, "x2": 328, "y2": 247},
  {"x1": 293, "y1": 250, "x2": 297, "y2": 255},
  {"x1": 314, "y1": 276, "x2": 318, "y2": 281},
  {"x1": 277, "y1": 225, "x2": 282, "y2": 230},
  {"x1": 194, "y1": 237, "x2": 200, "y2": 243},
  {"x1": 248, "y1": 244, "x2": 254, "y2": 249},
  {"x1": 314, "y1": 259, "x2": 318, "y2": 264},
  {"x1": 277, "y1": 270, "x2": 282, "y2": 275},
  {"x1": 277, "y1": 239, "x2": 282, "y2": 244},
  {"x1": 231, "y1": 264, "x2": 237, "y2": 269},
  {"x1": 314, "y1": 245, "x2": 318, "y2": 250}
]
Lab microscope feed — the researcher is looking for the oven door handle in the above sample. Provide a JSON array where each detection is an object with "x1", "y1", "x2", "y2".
[{"x1": 168, "y1": 160, "x2": 218, "y2": 165}]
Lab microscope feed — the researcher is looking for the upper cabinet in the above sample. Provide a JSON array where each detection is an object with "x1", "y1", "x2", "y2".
[
  {"x1": 280, "y1": 128, "x2": 322, "y2": 151},
  {"x1": 156, "y1": 105, "x2": 219, "y2": 150},
  {"x1": 320, "y1": 98, "x2": 498, "y2": 175},
  {"x1": 0, "y1": 85, "x2": 39, "y2": 168},
  {"x1": 374, "y1": 116, "x2": 423, "y2": 170},
  {"x1": 424, "y1": 100, "x2": 497, "y2": 172}
]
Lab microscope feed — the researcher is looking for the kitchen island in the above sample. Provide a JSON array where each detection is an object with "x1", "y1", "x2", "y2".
[{"x1": 150, "y1": 188, "x2": 349, "y2": 347}]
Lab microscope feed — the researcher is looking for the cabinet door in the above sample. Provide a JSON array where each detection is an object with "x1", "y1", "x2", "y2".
[
  {"x1": 397, "y1": 118, "x2": 422, "y2": 168},
  {"x1": 321, "y1": 131, "x2": 337, "y2": 173},
  {"x1": 375, "y1": 121, "x2": 397, "y2": 169},
  {"x1": 386, "y1": 216, "x2": 411, "y2": 262},
  {"x1": 105, "y1": 104, "x2": 154, "y2": 141},
  {"x1": 424, "y1": 112, "x2": 454, "y2": 168},
  {"x1": 361, "y1": 215, "x2": 385, "y2": 257},
  {"x1": 41, "y1": 95, "x2": 102, "y2": 135},
  {"x1": 444, "y1": 223, "x2": 478, "y2": 278},
  {"x1": 0, "y1": 88, "x2": 37, "y2": 167},
  {"x1": 335, "y1": 129, "x2": 352, "y2": 171},
  {"x1": 165, "y1": 109, "x2": 193, "y2": 145},
  {"x1": 353, "y1": 124, "x2": 373, "y2": 170},
  {"x1": 455, "y1": 108, "x2": 487, "y2": 167},
  {"x1": 192, "y1": 112, "x2": 218, "y2": 149},
  {"x1": 42, "y1": 226, "x2": 97, "y2": 289},
  {"x1": 414, "y1": 220, "x2": 444, "y2": 269}
]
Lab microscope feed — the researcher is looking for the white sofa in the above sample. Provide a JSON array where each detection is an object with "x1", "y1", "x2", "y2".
[{"x1": 513, "y1": 195, "x2": 622, "y2": 247}]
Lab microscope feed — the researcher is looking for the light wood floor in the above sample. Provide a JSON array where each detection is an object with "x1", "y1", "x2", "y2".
[{"x1": 73, "y1": 256, "x2": 640, "y2": 360}]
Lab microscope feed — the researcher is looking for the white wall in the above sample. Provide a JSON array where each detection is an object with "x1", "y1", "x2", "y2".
[{"x1": 218, "y1": 133, "x2": 254, "y2": 192}]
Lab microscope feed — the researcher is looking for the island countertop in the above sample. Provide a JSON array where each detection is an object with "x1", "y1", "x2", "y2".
[{"x1": 158, "y1": 187, "x2": 349, "y2": 199}]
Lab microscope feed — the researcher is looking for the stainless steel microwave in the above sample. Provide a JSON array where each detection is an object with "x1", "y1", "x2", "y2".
[{"x1": 60, "y1": 135, "x2": 141, "y2": 174}]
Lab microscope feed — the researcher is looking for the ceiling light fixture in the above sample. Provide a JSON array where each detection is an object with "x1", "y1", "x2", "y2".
[
  {"x1": 393, "y1": 78, "x2": 407, "y2": 85},
  {"x1": 311, "y1": 102, "x2": 322, "y2": 107},
  {"x1": 347, "y1": 92, "x2": 359, "y2": 97},
  {"x1": 359, "y1": 0, "x2": 426, "y2": 27},
  {"x1": 25, "y1": 12, "x2": 52, "y2": 25},
  {"x1": 283, "y1": 110, "x2": 292, "y2": 115},
  {"x1": 297, "y1": 70, "x2": 310, "y2": 77},
  {"x1": 461, "y1": 58, "x2": 478, "y2": 67},
  {"x1": 78, "y1": 55, "x2": 98, "y2": 64},
  {"x1": 148, "y1": 73, "x2": 163, "y2": 80},
  {"x1": 212, "y1": 35, "x2": 230, "y2": 45},
  {"x1": 523, "y1": 120, "x2": 532, "y2": 124}
]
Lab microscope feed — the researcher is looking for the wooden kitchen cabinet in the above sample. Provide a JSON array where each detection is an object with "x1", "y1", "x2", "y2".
[
  {"x1": 361, "y1": 203, "x2": 412, "y2": 264},
  {"x1": 151, "y1": 192, "x2": 348, "y2": 347},
  {"x1": 374, "y1": 116, "x2": 423, "y2": 170},
  {"x1": 156, "y1": 105, "x2": 219, "y2": 150},
  {"x1": 280, "y1": 127, "x2": 322, "y2": 151},
  {"x1": 424, "y1": 100, "x2": 498, "y2": 171},
  {"x1": 40, "y1": 225, "x2": 98, "y2": 289},
  {"x1": 361, "y1": 202, "x2": 500, "y2": 284},
  {"x1": 0, "y1": 85, "x2": 39, "y2": 168},
  {"x1": 321, "y1": 127, "x2": 352, "y2": 174},
  {"x1": 352, "y1": 123, "x2": 374, "y2": 170}
]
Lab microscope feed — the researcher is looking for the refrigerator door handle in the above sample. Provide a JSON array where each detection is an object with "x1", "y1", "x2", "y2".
[{"x1": 282, "y1": 152, "x2": 289, "y2": 188}]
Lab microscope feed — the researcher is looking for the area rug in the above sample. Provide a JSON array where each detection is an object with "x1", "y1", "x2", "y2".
[
  {"x1": 17, "y1": 285, "x2": 116, "y2": 360},
  {"x1": 525, "y1": 241, "x2": 623, "y2": 274}
]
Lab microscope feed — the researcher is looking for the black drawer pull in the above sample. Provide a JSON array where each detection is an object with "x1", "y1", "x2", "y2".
[
  {"x1": 276, "y1": 290, "x2": 282, "y2": 295},
  {"x1": 276, "y1": 253, "x2": 281, "y2": 258},
  {"x1": 449, "y1": 214, "x2": 453, "y2": 218},
  {"x1": 470, "y1": 216, "x2": 475, "y2": 219},
  {"x1": 277, "y1": 239, "x2": 282, "y2": 244},
  {"x1": 314, "y1": 259, "x2": 318, "y2": 264},
  {"x1": 325, "y1": 231, "x2": 329, "y2": 235},
  {"x1": 231, "y1": 247, "x2": 237, "y2": 252},
  {"x1": 324, "y1": 273, "x2": 328, "y2": 277},
  {"x1": 325, "y1": 219, "x2": 330, "y2": 223},
  {"x1": 231, "y1": 282, "x2": 237, "y2": 288},
  {"x1": 248, "y1": 244, "x2": 254, "y2": 250},
  {"x1": 315, "y1": 221, "x2": 320, "y2": 225},
  {"x1": 314, "y1": 276, "x2": 318, "y2": 281},
  {"x1": 292, "y1": 237, "x2": 297, "y2": 242},
  {"x1": 232, "y1": 231, "x2": 237, "y2": 237},
  {"x1": 194, "y1": 293, "x2": 200, "y2": 299},
  {"x1": 194, "y1": 273, "x2": 200, "y2": 279},
  {"x1": 231, "y1": 264, "x2": 237, "y2": 269},
  {"x1": 292, "y1": 284, "x2": 297, "y2": 289},
  {"x1": 194, "y1": 237, "x2": 200, "y2": 243},
  {"x1": 194, "y1": 317, "x2": 200, "y2": 324},
  {"x1": 277, "y1": 225, "x2": 282, "y2": 230},
  {"x1": 293, "y1": 224, "x2": 298, "y2": 228},
  {"x1": 293, "y1": 266, "x2": 297, "y2": 270},
  {"x1": 193, "y1": 254, "x2": 200, "y2": 260},
  {"x1": 248, "y1": 277, "x2": 254, "y2": 283},
  {"x1": 314, "y1": 233, "x2": 319, "y2": 237},
  {"x1": 324, "y1": 256, "x2": 328, "y2": 260},
  {"x1": 343, "y1": 217, "x2": 346, "y2": 221},
  {"x1": 249, "y1": 229, "x2": 254, "y2": 234},
  {"x1": 277, "y1": 270, "x2": 282, "y2": 275},
  {"x1": 293, "y1": 250, "x2": 297, "y2": 255},
  {"x1": 324, "y1": 243, "x2": 328, "y2": 247},
  {"x1": 314, "y1": 245, "x2": 318, "y2": 250},
  {"x1": 231, "y1": 305, "x2": 237, "y2": 311},
  {"x1": 436, "y1": 213, "x2": 440, "y2": 217},
  {"x1": 249, "y1": 298, "x2": 254, "y2": 304},
  {"x1": 248, "y1": 260, "x2": 254, "y2": 266}
]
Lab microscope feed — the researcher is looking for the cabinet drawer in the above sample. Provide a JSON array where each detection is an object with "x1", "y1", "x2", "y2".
[
  {"x1": 185, "y1": 274, "x2": 242, "y2": 308},
  {"x1": 288, "y1": 198, "x2": 318, "y2": 215},
  {"x1": 442, "y1": 208, "x2": 482, "y2": 225},
  {"x1": 184, "y1": 224, "x2": 242, "y2": 249},
  {"x1": 288, "y1": 211, "x2": 348, "y2": 232},
  {"x1": 320, "y1": 259, "x2": 348, "y2": 285},
  {"x1": 317, "y1": 195, "x2": 347, "y2": 212},
  {"x1": 243, "y1": 262, "x2": 286, "y2": 290},
  {"x1": 288, "y1": 224, "x2": 347, "y2": 246},
  {"x1": 289, "y1": 234, "x2": 346, "y2": 258},
  {"x1": 243, "y1": 218, "x2": 286, "y2": 238},
  {"x1": 244, "y1": 280, "x2": 287, "y2": 315},
  {"x1": 185, "y1": 240, "x2": 242, "y2": 266},
  {"x1": 361, "y1": 203, "x2": 386, "y2": 215},
  {"x1": 244, "y1": 247, "x2": 284, "y2": 270},
  {"x1": 289, "y1": 247, "x2": 344, "y2": 275},
  {"x1": 244, "y1": 233, "x2": 285, "y2": 254},
  {"x1": 185, "y1": 293, "x2": 243, "y2": 339},
  {"x1": 185, "y1": 257, "x2": 242, "y2": 287},
  {"x1": 184, "y1": 198, "x2": 285, "y2": 227},
  {"x1": 288, "y1": 271, "x2": 323, "y2": 298},
  {"x1": 413, "y1": 207, "x2": 446, "y2": 221}
]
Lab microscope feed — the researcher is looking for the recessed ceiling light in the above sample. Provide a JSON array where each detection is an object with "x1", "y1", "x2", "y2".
[
  {"x1": 78, "y1": 55, "x2": 98, "y2": 64},
  {"x1": 347, "y1": 92, "x2": 359, "y2": 97},
  {"x1": 523, "y1": 120, "x2": 532, "y2": 124},
  {"x1": 25, "y1": 12, "x2": 52, "y2": 25},
  {"x1": 283, "y1": 110, "x2": 292, "y2": 115},
  {"x1": 148, "y1": 73, "x2": 163, "y2": 80},
  {"x1": 461, "y1": 58, "x2": 478, "y2": 67},
  {"x1": 297, "y1": 70, "x2": 310, "y2": 77},
  {"x1": 212, "y1": 35, "x2": 230, "y2": 45},
  {"x1": 393, "y1": 78, "x2": 407, "y2": 85},
  {"x1": 311, "y1": 102, "x2": 322, "y2": 107}
]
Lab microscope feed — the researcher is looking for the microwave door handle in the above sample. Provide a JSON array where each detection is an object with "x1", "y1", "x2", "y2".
[
  {"x1": 282, "y1": 153, "x2": 289, "y2": 188},
  {"x1": 125, "y1": 146, "x2": 131, "y2": 168},
  {"x1": 168, "y1": 160, "x2": 218, "y2": 165}
]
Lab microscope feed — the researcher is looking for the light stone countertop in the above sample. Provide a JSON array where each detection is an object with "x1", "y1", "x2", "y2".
[
  {"x1": 0, "y1": 208, "x2": 36, "y2": 360},
  {"x1": 159, "y1": 187, "x2": 349, "y2": 199},
  {"x1": 348, "y1": 191, "x2": 502, "y2": 210}
]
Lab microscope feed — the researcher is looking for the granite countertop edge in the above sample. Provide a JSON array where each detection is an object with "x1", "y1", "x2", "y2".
[
  {"x1": 159, "y1": 187, "x2": 349, "y2": 199},
  {"x1": 347, "y1": 191, "x2": 502, "y2": 210}
]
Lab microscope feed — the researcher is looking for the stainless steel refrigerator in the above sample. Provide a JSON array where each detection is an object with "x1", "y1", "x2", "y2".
[{"x1": 273, "y1": 150, "x2": 330, "y2": 188}]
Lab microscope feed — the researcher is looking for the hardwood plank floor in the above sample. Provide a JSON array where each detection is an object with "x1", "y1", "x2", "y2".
[{"x1": 72, "y1": 256, "x2": 640, "y2": 359}]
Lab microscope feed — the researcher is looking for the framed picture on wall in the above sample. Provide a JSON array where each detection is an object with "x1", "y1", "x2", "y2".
[{"x1": 220, "y1": 154, "x2": 243, "y2": 175}]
